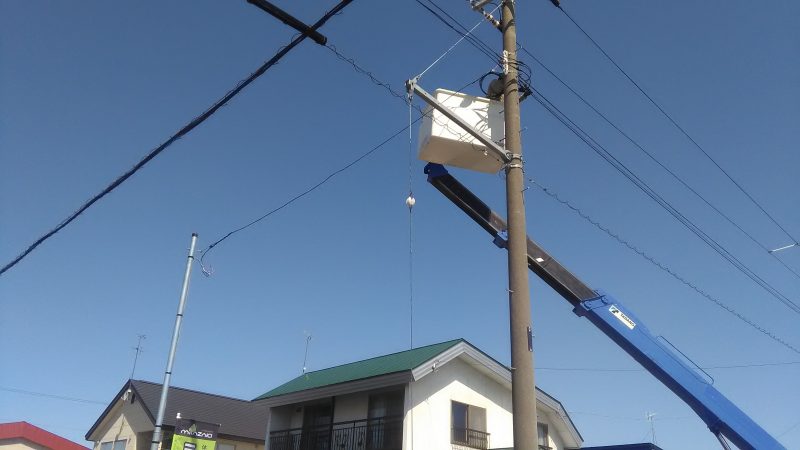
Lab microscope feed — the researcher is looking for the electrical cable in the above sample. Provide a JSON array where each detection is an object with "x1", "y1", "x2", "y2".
[
  {"x1": 0, "y1": 0, "x2": 356, "y2": 278},
  {"x1": 516, "y1": 43, "x2": 800, "y2": 280},
  {"x1": 529, "y1": 88, "x2": 800, "y2": 317},
  {"x1": 555, "y1": 3, "x2": 800, "y2": 247},
  {"x1": 199, "y1": 48, "x2": 487, "y2": 265},
  {"x1": 0, "y1": 386, "x2": 106, "y2": 405},
  {"x1": 199, "y1": 123, "x2": 413, "y2": 265},
  {"x1": 408, "y1": 91, "x2": 416, "y2": 350},
  {"x1": 413, "y1": 0, "x2": 800, "y2": 350},
  {"x1": 416, "y1": 0, "x2": 501, "y2": 63},
  {"x1": 413, "y1": 1, "x2": 501, "y2": 80},
  {"x1": 324, "y1": 44, "x2": 501, "y2": 167},
  {"x1": 528, "y1": 178, "x2": 800, "y2": 355},
  {"x1": 416, "y1": 0, "x2": 800, "y2": 288}
]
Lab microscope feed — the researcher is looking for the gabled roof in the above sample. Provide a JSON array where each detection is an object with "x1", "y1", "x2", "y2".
[
  {"x1": 254, "y1": 338, "x2": 582, "y2": 448},
  {"x1": 254, "y1": 339, "x2": 463, "y2": 400},
  {"x1": 85, "y1": 380, "x2": 268, "y2": 442},
  {"x1": 0, "y1": 421, "x2": 89, "y2": 450}
]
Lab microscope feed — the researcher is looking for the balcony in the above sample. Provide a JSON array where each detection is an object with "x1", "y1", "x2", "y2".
[
  {"x1": 451, "y1": 427, "x2": 490, "y2": 450},
  {"x1": 270, "y1": 416, "x2": 403, "y2": 450}
]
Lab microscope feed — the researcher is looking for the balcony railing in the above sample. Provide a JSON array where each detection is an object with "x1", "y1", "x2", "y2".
[
  {"x1": 270, "y1": 416, "x2": 403, "y2": 450},
  {"x1": 451, "y1": 427, "x2": 489, "y2": 450}
]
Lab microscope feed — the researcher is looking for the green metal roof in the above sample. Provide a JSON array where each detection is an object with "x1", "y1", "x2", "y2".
[{"x1": 254, "y1": 339, "x2": 463, "y2": 400}]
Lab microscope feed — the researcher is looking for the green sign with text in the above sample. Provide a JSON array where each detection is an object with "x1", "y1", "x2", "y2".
[{"x1": 170, "y1": 419, "x2": 219, "y2": 450}]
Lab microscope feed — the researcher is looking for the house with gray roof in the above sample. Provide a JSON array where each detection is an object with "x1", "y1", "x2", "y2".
[
  {"x1": 255, "y1": 339, "x2": 582, "y2": 450},
  {"x1": 86, "y1": 380, "x2": 268, "y2": 450}
]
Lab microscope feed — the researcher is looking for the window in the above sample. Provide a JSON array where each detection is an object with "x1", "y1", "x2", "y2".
[
  {"x1": 451, "y1": 401, "x2": 488, "y2": 449},
  {"x1": 100, "y1": 440, "x2": 126, "y2": 450},
  {"x1": 537, "y1": 423, "x2": 550, "y2": 450}
]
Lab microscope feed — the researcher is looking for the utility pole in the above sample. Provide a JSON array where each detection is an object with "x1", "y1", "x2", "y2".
[
  {"x1": 500, "y1": 1, "x2": 539, "y2": 449},
  {"x1": 408, "y1": 0, "x2": 538, "y2": 444},
  {"x1": 150, "y1": 233, "x2": 198, "y2": 450}
]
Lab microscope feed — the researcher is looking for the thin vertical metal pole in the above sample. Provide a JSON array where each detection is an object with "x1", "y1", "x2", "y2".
[
  {"x1": 150, "y1": 233, "x2": 198, "y2": 450},
  {"x1": 501, "y1": 1, "x2": 538, "y2": 449}
]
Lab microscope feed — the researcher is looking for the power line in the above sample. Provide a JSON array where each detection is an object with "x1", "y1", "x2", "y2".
[
  {"x1": 199, "y1": 122, "x2": 413, "y2": 265},
  {"x1": 516, "y1": 43, "x2": 800, "y2": 281},
  {"x1": 415, "y1": 1, "x2": 800, "y2": 303},
  {"x1": 528, "y1": 178, "x2": 800, "y2": 355},
  {"x1": 413, "y1": 0, "x2": 800, "y2": 344},
  {"x1": 414, "y1": 2, "x2": 501, "y2": 79},
  {"x1": 0, "y1": 0, "x2": 355, "y2": 278},
  {"x1": 415, "y1": 0, "x2": 500, "y2": 63},
  {"x1": 555, "y1": 3, "x2": 800, "y2": 247},
  {"x1": 0, "y1": 386, "x2": 106, "y2": 405},
  {"x1": 529, "y1": 88, "x2": 800, "y2": 317},
  {"x1": 199, "y1": 48, "x2": 487, "y2": 264}
]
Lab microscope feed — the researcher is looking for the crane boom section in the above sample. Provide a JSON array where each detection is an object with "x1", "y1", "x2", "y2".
[{"x1": 425, "y1": 163, "x2": 785, "y2": 450}]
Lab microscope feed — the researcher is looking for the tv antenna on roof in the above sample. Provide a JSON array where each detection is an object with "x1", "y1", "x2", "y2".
[
  {"x1": 131, "y1": 334, "x2": 147, "y2": 379},
  {"x1": 646, "y1": 412, "x2": 658, "y2": 444},
  {"x1": 302, "y1": 332, "x2": 312, "y2": 374}
]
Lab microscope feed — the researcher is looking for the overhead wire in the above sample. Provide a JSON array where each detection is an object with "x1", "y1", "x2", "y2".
[
  {"x1": 415, "y1": 0, "x2": 501, "y2": 63},
  {"x1": 413, "y1": 2, "x2": 501, "y2": 80},
  {"x1": 199, "y1": 123, "x2": 412, "y2": 266},
  {"x1": 419, "y1": 1, "x2": 799, "y2": 279},
  {"x1": 527, "y1": 178, "x2": 800, "y2": 355},
  {"x1": 408, "y1": 89, "x2": 416, "y2": 350},
  {"x1": 529, "y1": 88, "x2": 800, "y2": 316},
  {"x1": 516, "y1": 44, "x2": 800, "y2": 281},
  {"x1": 0, "y1": 385, "x2": 106, "y2": 405},
  {"x1": 0, "y1": 0, "x2": 356, "y2": 278},
  {"x1": 554, "y1": 3, "x2": 800, "y2": 248},
  {"x1": 415, "y1": 0, "x2": 800, "y2": 357},
  {"x1": 415, "y1": 0, "x2": 800, "y2": 314},
  {"x1": 198, "y1": 47, "x2": 487, "y2": 265}
]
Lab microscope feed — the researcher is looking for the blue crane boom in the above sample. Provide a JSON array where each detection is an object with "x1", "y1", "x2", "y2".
[{"x1": 424, "y1": 163, "x2": 786, "y2": 450}]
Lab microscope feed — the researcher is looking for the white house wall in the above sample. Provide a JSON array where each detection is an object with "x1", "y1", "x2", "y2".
[
  {"x1": 403, "y1": 356, "x2": 571, "y2": 450},
  {"x1": 404, "y1": 357, "x2": 514, "y2": 450}
]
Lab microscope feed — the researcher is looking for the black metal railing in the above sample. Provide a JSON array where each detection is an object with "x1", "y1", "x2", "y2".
[
  {"x1": 270, "y1": 416, "x2": 403, "y2": 450},
  {"x1": 451, "y1": 427, "x2": 490, "y2": 449}
]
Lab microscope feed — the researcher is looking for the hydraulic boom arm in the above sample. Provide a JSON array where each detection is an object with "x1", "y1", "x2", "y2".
[{"x1": 425, "y1": 163, "x2": 785, "y2": 450}]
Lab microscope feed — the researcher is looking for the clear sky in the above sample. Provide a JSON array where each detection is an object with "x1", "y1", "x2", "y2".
[{"x1": 1, "y1": 1, "x2": 798, "y2": 449}]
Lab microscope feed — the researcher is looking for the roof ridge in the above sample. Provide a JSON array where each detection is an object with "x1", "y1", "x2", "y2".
[
  {"x1": 131, "y1": 379, "x2": 255, "y2": 404},
  {"x1": 297, "y1": 338, "x2": 463, "y2": 376}
]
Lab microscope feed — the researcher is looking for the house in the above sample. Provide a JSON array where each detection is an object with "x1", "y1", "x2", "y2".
[
  {"x1": 85, "y1": 380, "x2": 268, "y2": 450},
  {"x1": 0, "y1": 421, "x2": 89, "y2": 450},
  {"x1": 254, "y1": 339, "x2": 582, "y2": 450}
]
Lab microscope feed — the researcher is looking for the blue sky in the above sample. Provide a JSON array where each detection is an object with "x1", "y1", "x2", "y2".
[{"x1": 1, "y1": 1, "x2": 798, "y2": 449}]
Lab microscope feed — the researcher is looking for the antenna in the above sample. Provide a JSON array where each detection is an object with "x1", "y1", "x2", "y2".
[
  {"x1": 646, "y1": 412, "x2": 657, "y2": 444},
  {"x1": 131, "y1": 334, "x2": 147, "y2": 379},
  {"x1": 302, "y1": 332, "x2": 312, "y2": 374}
]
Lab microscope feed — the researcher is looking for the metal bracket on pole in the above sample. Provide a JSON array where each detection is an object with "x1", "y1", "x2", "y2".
[{"x1": 405, "y1": 79, "x2": 511, "y2": 164}]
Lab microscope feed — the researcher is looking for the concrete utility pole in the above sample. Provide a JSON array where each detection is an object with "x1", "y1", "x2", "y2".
[
  {"x1": 500, "y1": 1, "x2": 539, "y2": 448},
  {"x1": 150, "y1": 233, "x2": 198, "y2": 450}
]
